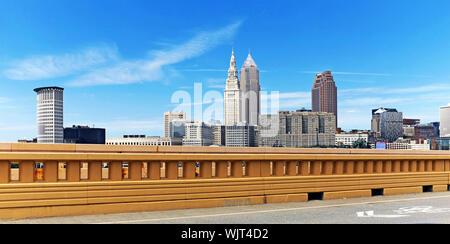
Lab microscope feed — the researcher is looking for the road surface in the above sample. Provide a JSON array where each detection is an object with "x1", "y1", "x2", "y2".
[{"x1": 1, "y1": 191, "x2": 450, "y2": 224}]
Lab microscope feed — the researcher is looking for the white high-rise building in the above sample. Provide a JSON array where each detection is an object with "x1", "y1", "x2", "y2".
[
  {"x1": 240, "y1": 53, "x2": 260, "y2": 126},
  {"x1": 440, "y1": 104, "x2": 450, "y2": 137},
  {"x1": 34, "y1": 87, "x2": 64, "y2": 144},
  {"x1": 164, "y1": 111, "x2": 186, "y2": 138},
  {"x1": 182, "y1": 121, "x2": 213, "y2": 146},
  {"x1": 224, "y1": 51, "x2": 241, "y2": 125}
]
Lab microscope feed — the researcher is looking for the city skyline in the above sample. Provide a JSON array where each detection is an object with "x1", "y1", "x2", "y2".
[{"x1": 1, "y1": 0, "x2": 450, "y2": 142}]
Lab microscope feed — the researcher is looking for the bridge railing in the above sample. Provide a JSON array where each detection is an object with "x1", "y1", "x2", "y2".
[
  {"x1": 0, "y1": 143, "x2": 449, "y2": 220},
  {"x1": 0, "y1": 147, "x2": 449, "y2": 183}
]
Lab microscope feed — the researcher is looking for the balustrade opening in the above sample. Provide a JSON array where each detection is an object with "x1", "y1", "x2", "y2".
[
  {"x1": 10, "y1": 162, "x2": 19, "y2": 181},
  {"x1": 34, "y1": 162, "x2": 44, "y2": 181},
  {"x1": 58, "y1": 162, "x2": 66, "y2": 180},
  {"x1": 102, "y1": 162, "x2": 109, "y2": 180}
]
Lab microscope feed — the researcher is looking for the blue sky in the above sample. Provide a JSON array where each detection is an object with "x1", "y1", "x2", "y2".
[{"x1": 1, "y1": 0, "x2": 450, "y2": 142}]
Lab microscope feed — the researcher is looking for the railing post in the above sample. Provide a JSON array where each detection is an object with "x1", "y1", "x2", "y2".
[
  {"x1": 183, "y1": 161, "x2": 195, "y2": 179},
  {"x1": 366, "y1": 161, "x2": 374, "y2": 174},
  {"x1": 323, "y1": 161, "x2": 333, "y2": 175},
  {"x1": 392, "y1": 160, "x2": 401, "y2": 173},
  {"x1": 0, "y1": 161, "x2": 9, "y2": 183},
  {"x1": 260, "y1": 161, "x2": 270, "y2": 177},
  {"x1": 417, "y1": 160, "x2": 425, "y2": 172},
  {"x1": 300, "y1": 161, "x2": 310, "y2": 176},
  {"x1": 287, "y1": 161, "x2": 297, "y2": 176},
  {"x1": 66, "y1": 161, "x2": 80, "y2": 182},
  {"x1": 311, "y1": 161, "x2": 322, "y2": 175},
  {"x1": 384, "y1": 161, "x2": 392, "y2": 173},
  {"x1": 355, "y1": 161, "x2": 365, "y2": 174},
  {"x1": 44, "y1": 161, "x2": 58, "y2": 182},
  {"x1": 245, "y1": 161, "x2": 259, "y2": 177},
  {"x1": 166, "y1": 161, "x2": 178, "y2": 179},
  {"x1": 344, "y1": 161, "x2": 354, "y2": 174},
  {"x1": 216, "y1": 161, "x2": 228, "y2": 178},
  {"x1": 410, "y1": 160, "x2": 417, "y2": 172},
  {"x1": 375, "y1": 160, "x2": 383, "y2": 173},
  {"x1": 89, "y1": 161, "x2": 102, "y2": 181},
  {"x1": 401, "y1": 160, "x2": 409, "y2": 172},
  {"x1": 200, "y1": 161, "x2": 212, "y2": 178},
  {"x1": 231, "y1": 161, "x2": 243, "y2": 178},
  {"x1": 434, "y1": 160, "x2": 445, "y2": 172},
  {"x1": 425, "y1": 160, "x2": 433, "y2": 172},
  {"x1": 109, "y1": 161, "x2": 123, "y2": 181},
  {"x1": 335, "y1": 161, "x2": 344, "y2": 174},
  {"x1": 129, "y1": 161, "x2": 142, "y2": 180},
  {"x1": 149, "y1": 162, "x2": 160, "y2": 180},
  {"x1": 19, "y1": 161, "x2": 34, "y2": 183},
  {"x1": 275, "y1": 161, "x2": 286, "y2": 176}
]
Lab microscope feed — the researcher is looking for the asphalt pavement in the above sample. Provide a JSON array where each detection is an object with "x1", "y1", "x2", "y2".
[{"x1": 1, "y1": 191, "x2": 450, "y2": 224}]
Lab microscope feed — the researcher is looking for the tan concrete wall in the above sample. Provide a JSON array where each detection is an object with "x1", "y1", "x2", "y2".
[{"x1": 0, "y1": 143, "x2": 447, "y2": 220}]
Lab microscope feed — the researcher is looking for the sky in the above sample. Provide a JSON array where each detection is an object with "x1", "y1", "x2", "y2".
[{"x1": 1, "y1": 0, "x2": 450, "y2": 142}]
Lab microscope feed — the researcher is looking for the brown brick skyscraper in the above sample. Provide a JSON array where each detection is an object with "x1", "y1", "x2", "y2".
[{"x1": 311, "y1": 71, "x2": 338, "y2": 128}]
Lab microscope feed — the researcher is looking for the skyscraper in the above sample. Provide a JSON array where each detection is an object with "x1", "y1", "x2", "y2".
[
  {"x1": 371, "y1": 107, "x2": 403, "y2": 142},
  {"x1": 240, "y1": 53, "x2": 260, "y2": 126},
  {"x1": 34, "y1": 86, "x2": 64, "y2": 144},
  {"x1": 224, "y1": 51, "x2": 241, "y2": 125},
  {"x1": 164, "y1": 111, "x2": 186, "y2": 138},
  {"x1": 440, "y1": 104, "x2": 450, "y2": 137},
  {"x1": 311, "y1": 71, "x2": 338, "y2": 128}
]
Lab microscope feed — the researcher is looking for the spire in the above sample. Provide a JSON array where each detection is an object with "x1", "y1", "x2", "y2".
[
  {"x1": 226, "y1": 50, "x2": 239, "y2": 89},
  {"x1": 243, "y1": 53, "x2": 257, "y2": 68},
  {"x1": 228, "y1": 49, "x2": 237, "y2": 72}
]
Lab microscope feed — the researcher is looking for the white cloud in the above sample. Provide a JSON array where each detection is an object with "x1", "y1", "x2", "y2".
[
  {"x1": 67, "y1": 21, "x2": 243, "y2": 86},
  {"x1": 3, "y1": 44, "x2": 119, "y2": 81}
]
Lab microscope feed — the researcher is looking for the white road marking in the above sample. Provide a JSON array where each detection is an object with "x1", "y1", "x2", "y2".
[
  {"x1": 356, "y1": 210, "x2": 408, "y2": 218},
  {"x1": 92, "y1": 194, "x2": 450, "y2": 224}
]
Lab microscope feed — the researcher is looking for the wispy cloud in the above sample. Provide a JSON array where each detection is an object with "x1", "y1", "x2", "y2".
[
  {"x1": 0, "y1": 97, "x2": 10, "y2": 103},
  {"x1": 3, "y1": 44, "x2": 119, "y2": 81},
  {"x1": 2, "y1": 21, "x2": 243, "y2": 87},
  {"x1": 339, "y1": 83, "x2": 450, "y2": 96},
  {"x1": 67, "y1": 21, "x2": 243, "y2": 86},
  {"x1": 179, "y1": 68, "x2": 227, "y2": 72}
]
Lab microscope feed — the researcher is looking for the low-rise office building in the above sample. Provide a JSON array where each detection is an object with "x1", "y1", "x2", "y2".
[
  {"x1": 64, "y1": 125, "x2": 105, "y2": 144},
  {"x1": 106, "y1": 135, "x2": 181, "y2": 146},
  {"x1": 335, "y1": 133, "x2": 369, "y2": 147},
  {"x1": 257, "y1": 110, "x2": 336, "y2": 148}
]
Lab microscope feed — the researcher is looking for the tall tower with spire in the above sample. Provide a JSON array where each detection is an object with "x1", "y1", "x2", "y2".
[
  {"x1": 240, "y1": 52, "x2": 260, "y2": 126},
  {"x1": 224, "y1": 50, "x2": 242, "y2": 125}
]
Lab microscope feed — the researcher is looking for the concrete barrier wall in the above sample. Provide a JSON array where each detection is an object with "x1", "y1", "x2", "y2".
[{"x1": 0, "y1": 143, "x2": 448, "y2": 220}]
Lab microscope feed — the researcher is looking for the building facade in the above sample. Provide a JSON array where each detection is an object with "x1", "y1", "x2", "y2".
[
  {"x1": 224, "y1": 51, "x2": 241, "y2": 126},
  {"x1": 440, "y1": 104, "x2": 450, "y2": 137},
  {"x1": 311, "y1": 71, "x2": 338, "y2": 128},
  {"x1": 414, "y1": 124, "x2": 438, "y2": 139},
  {"x1": 169, "y1": 120, "x2": 192, "y2": 139},
  {"x1": 212, "y1": 125, "x2": 225, "y2": 146},
  {"x1": 164, "y1": 111, "x2": 186, "y2": 138},
  {"x1": 372, "y1": 107, "x2": 403, "y2": 142},
  {"x1": 240, "y1": 53, "x2": 260, "y2": 126},
  {"x1": 63, "y1": 125, "x2": 105, "y2": 144},
  {"x1": 182, "y1": 121, "x2": 213, "y2": 146},
  {"x1": 106, "y1": 136, "x2": 181, "y2": 146},
  {"x1": 34, "y1": 87, "x2": 64, "y2": 144},
  {"x1": 225, "y1": 124, "x2": 256, "y2": 147},
  {"x1": 335, "y1": 133, "x2": 369, "y2": 147},
  {"x1": 257, "y1": 110, "x2": 336, "y2": 148}
]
